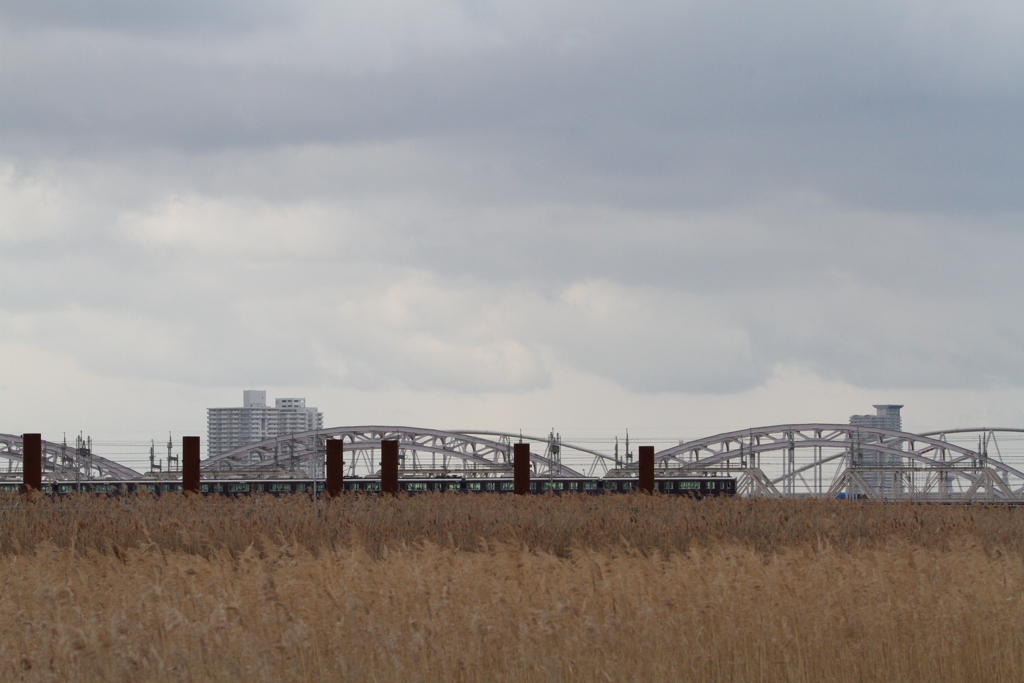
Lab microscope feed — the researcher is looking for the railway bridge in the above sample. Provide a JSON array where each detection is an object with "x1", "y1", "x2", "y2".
[
  {"x1": 0, "y1": 433, "x2": 141, "y2": 481},
  {"x1": 5, "y1": 424, "x2": 1024, "y2": 501}
]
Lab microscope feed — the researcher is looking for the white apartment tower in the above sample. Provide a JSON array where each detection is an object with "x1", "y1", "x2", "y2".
[
  {"x1": 849, "y1": 404, "x2": 904, "y2": 495},
  {"x1": 207, "y1": 391, "x2": 324, "y2": 457},
  {"x1": 849, "y1": 404, "x2": 903, "y2": 433}
]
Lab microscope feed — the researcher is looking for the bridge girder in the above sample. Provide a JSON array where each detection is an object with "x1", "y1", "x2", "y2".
[
  {"x1": 648, "y1": 423, "x2": 1024, "y2": 501},
  {"x1": 202, "y1": 426, "x2": 584, "y2": 477},
  {"x1": 0, "y1": 433, "x2": 141, "y2": 481}
]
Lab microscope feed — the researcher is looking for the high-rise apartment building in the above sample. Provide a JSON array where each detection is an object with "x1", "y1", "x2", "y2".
[
  {"x1": 207, "y1": 391, "x2": 324, "y2": 457},
  {"x1": 849, "y1": 404, "x2": 903, "y2": 432},
  {"x1": 849, "y1": 404, "x2": 904, "y2": 494}
]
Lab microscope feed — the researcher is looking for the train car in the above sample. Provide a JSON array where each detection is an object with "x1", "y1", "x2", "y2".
[
  {"x1": 600, "y1": 476, "x2": 736, "y2": 497},
  {"x1": 463, "y1": 479, "x2": 513, "y2": 493},
  {"x1": 526, "y1": 478, "x2": 600, "y2": 494},
  {"x1": 203, "y1": 481, "x2": 322, "y2": 495},
  {"x1": 341, "y1": 477, "x2": 466, "y2": 493},
  {"x1": 41, "y1": 474, "x2": 737, "y2": 497}
]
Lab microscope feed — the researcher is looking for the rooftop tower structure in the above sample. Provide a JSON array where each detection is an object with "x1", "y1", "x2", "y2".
[{"x1": 849, "y1": 404, "x2": 903, "y2": 432}]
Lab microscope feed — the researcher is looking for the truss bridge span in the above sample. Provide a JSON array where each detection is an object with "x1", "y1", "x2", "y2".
[
  {"x1": 0, "y1": 433, "x2": 141, "y2": 481},
  {"x1": 201, "y1": 426, "x2": 585, "y2": 478},
  {"x1": 642, "y1": 423, "x2": 1024, "y2": 502}
]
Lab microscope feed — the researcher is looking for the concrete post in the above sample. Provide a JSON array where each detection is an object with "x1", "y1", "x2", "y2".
[
  {"x1": 381, "y1": 439, "x2": 399, "y2": 495},
  {"x1": 514, "y1": 443, "x2": 530, "y2": 495},
  {"x1": 638, "y1": 445, "x2": 654, "y2": 494},
  {"x1": 326, "y1": 438, "x2": 344, "y2": 497},
  {"x1": 183, "y1": 436, "x2": 200, "y2": 493},
  {"x1": 22, "y1": 433, "x2": 42, "y2": 493}
]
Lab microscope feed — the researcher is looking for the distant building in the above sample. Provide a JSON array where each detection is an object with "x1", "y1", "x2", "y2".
[
  {"x1": 207, "y1": 391, "x2": 324, "y2": 457},
  {"x1": 849, "y1": 404, "x2": 903, "y2": 432},
  {"x1": 849, "y1": 404, "x2": 904, "y2": 494}
]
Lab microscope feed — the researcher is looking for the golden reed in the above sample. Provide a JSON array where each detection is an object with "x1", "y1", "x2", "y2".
[{"x1": 1, "y1": 494, "x2": 1022, "y2": 681}]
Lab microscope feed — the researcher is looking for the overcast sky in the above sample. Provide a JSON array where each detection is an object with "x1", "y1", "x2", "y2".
[{"x1": 2, "y1": 0, "x2": 1024, "y2": 457}]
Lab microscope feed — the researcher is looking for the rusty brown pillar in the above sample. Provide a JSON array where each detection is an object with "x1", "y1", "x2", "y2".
[
  {"x1": 182, "y1": 436, "x2": 200, "y2": 493},
  {"x1": 381, "y1": 439, "x2": 399, "y2": 495},
  {"x1": 22, "y1": 433, "x2": 42, "y2": 493},
  {"x1": 514, "y1": 443, "x2": 530, "y2": 495},
  {"x1": 326, "y1": 438, "x2": 344, "y2": 498},
  {"x1": 638, "y1": 445, "x2": 655, "y2": 494}
]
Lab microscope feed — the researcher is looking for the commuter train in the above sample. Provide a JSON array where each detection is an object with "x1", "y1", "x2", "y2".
[{"x1": 0, "y1": 475, "x2": 736, "y2": 498}]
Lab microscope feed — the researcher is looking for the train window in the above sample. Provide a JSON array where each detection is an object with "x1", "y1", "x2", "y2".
[
  {"x1": 603, "y1": 481, "x2": 618, "y2": 490},
  {"x1": 316, "y1": 483, "x2": 325, "y2": 491},
  {"x1": 406, "y1": 482, "x2": 427, "y2": 491},
  {"x1": 568, "y1": 482, "x2": 578, "y2": 490},
  {"x1": 584, "y1": 482, "x2": 597, "y2": 490},
  {"x1": 679, "y1": 481, "x2": 699, "y2": 489},
  {"x1": 446, "y1": 483, "x2": 461, "y2": 492},
  {"x1": 365, "y1": 483, "x2": 381, "y2": 491},
  {"x1": 485, "y1": 482, "x2": 496, "y2": 491},
  {"x1": 542, "y1": 481, "x2": 560, "y2": 490},
  {"x1": 229, "y1": 483, "x2": 250, "y2": 493},
  {"x1": 0, "y1": 484, "x2": 19, "y2": 493},
  {"x1": 270, "y1": 483, "x2": 292, "y2": 492},
  {"x1": 200, "y1": 484, "x2": 209, "y2": 492},
  {"x1": 467, "y1": 482, "x2": 481, "y2": 491},
  {"x1": 93, "y1": 484, "x2": 114, "y2": 493},
  {"x1": 500, "y1": 481, "x2": 514, "y2": 490},
  {"x1": 59, "y1": 484, "x2": 74, "y2": 493}
]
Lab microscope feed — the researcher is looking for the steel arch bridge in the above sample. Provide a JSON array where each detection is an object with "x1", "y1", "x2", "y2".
[
  {"x1": 921, "y1": 428, "x2": 1024, "y2": 464},
  {"x1": 636, "y1": 423, "x2": 1024, "y2": 501},
  {"x1": 0, "y1": 433, "x2": 141, "y2": 481},
  {"x1": 201, "y1": 426, "x2": 587, "y2": 478}
]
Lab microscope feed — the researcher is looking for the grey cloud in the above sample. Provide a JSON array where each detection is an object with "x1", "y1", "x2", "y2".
[
  {"x1": 3, "y1": 1, "x2": 1024, "y2": 213},
  {"x1": 0, "y1": 0, "x2": 294, "y2": 34},
  {"x1": 3, "y1": 1, "x2": 1024, "y2": 399}
]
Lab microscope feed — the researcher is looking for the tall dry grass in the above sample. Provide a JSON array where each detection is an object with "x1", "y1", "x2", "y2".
[
  {"x1": 1, "y1": 494, "x2": 1023, "y2": 681},
  {"x1": 2, "y1": 492, "x2": 1023, "y2": 556}
]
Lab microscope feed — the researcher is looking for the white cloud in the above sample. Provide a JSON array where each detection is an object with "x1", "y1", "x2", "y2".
[
  {"x1": 2, "y1": 0, "x2": 1024, "y2": 444},
  {"x1": 118, "y1": 193, "x2": 343, "y2": 257}
]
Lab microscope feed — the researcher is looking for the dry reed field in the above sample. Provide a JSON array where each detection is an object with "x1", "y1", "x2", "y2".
[{"x1": 1, "y1": 493, "x2": 1023, "y2": 682}]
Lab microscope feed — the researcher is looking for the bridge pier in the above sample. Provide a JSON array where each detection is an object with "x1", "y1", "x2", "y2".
[
  {"x1": 326, "y1": 438, "x2": 344, "y2": 497},
  {"x1": 22, "y1": 433, "x2": 41, "y2": 493},
  {"x1": 381, "y1": 439, "x2": 399, "y2": 495},
  {"x1": 182, "y1": 436, "x2": 200, "y2": 494},
  {"x1": 638, "y1": 446, "x2": 654, "y2": 493},
  {"x1": 514, "y1": 443, "x2": 530, "y2": 495}
]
